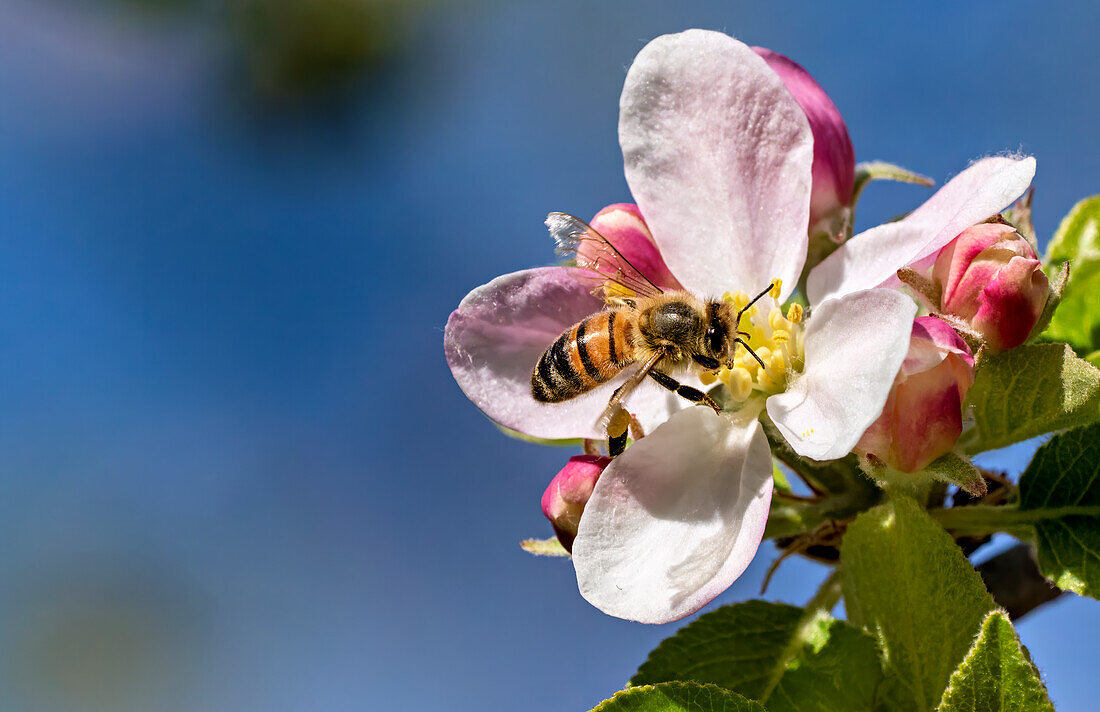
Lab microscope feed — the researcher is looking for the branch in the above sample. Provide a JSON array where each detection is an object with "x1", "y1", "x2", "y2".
[{"x1": 976, "y1": 543, "x2": 1062, "y2": 621}]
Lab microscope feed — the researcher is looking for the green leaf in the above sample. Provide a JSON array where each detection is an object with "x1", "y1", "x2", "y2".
[
  {"x1": 852, "y1": 161, "x2": 935, "y2": 203},
  {"x1": 495, "y1": 422, "x2": 583, "y2": 447},
  {"x1": 768, "y1": 614, "x2": 883, "y2": 712},
  {"x1": 1043, "y1": 195, "x2": 1100, "y2": 353},
  {"x1": 592, "y1": 682, "x2": 765, "y2": 712},
  {"x1": 842, "y1": 497, "x2": 996, "y2": 712},
  {"x1": 924, "y1": 452, "x2": 986, "y2": 497},
  {"x1": 519, "y1": 537, "x2": 570, "y2": 557},
  {"x1": 936, "y1": 611, "x2": 1053, "y2": 711},
  {"x1": 962, "y1": 343, "x2": 1100, "y2": 453},
  {"x1": 632, "y1": 600, "x2": 881, "y2": 712},
  {"x1": 1018, "y1": 422, "x2": 1100, "y2": 596}
]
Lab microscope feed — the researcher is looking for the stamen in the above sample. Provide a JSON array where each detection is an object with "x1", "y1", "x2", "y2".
[
  {"x1": 698, "y1": 370, "x2": 718, "y2": 386},
  {"x1": 769, "y1": 279, "x2": 782, "y2": 300},
  {"x1": 786, "y1": 304, "x2": 804, "y2": 323},
  {"x1": 724, "y1": 367, "x2": 754, "y2": 402}
]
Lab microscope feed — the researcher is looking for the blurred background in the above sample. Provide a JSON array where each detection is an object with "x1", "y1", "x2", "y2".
[{"x1": 0, "y1": 0, "x2": 1096, "y2": 710}]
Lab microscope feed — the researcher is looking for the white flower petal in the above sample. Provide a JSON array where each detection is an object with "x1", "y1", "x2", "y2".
[
  {"x1": 572, "y1": 408, "x2": 773, "y2": 624},
  {"x1": 807, "y1": 156, "x2": 1036, "y2": 303},
  {"x1": 444, "y1": 267, "x2": 685, "y2": 440},
  {"x1": 767, "y1": 288, "x2": 917, "y2": 460},
  {"x1": 619, "y1": 30, "x2": 813, "y2": 302}
]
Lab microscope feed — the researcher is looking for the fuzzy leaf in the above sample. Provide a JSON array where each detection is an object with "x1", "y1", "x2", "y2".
[
  {"x1": 1044, "y1": 195, "x2": 1100, "y2": 353},
  {"x1": 632, "y1": 600, "x2": 880, "y2": 711},
  {"x1": 852, "y1": 161, "x2": 935, "y2": 203},
  {"x1": 592, "y1": 682, "x2": 765, "y2": 712},
  {"x1": 925, "y1": 452, "x2": 986, "y2": 497},
  {"x1": 842, "y1": 497, "x2": 996, "y2": 712},
  {"x1": 1018, "y1": 422, "x2": 1100, "y2": 597},
  {"x1": 519, "y1": 537, "x2": 570, "y2": 557},
  {"x1": 963, "y1": 343, "x2": 1100, "y2": 453},
  {"x1": 936, "y1": 611, "x2": 1053, "y2": 711}
]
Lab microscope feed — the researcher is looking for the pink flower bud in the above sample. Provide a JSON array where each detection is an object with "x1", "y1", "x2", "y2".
[
  {"x1": 932, "y1": 223, "x2": 1050, "y2": 352},
  {"x1": 541, "y1": 455, "x2": 611, "y2": 552},
  {"x1": 753, "y1": 47, "x2": 855, "y2": 232},
  {"x1": 583, "y1": 204, "x2": 683, "y2": 290},
  {"x1": 856, "y1": 317, "x2": 975, "y2": 473}
]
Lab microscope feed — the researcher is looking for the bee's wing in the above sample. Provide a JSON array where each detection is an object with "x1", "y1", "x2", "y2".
[{"x1": 546, "y1": 212, "x2": 664, "y2": 300}]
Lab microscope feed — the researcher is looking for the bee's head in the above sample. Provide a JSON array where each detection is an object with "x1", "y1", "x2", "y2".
[{"x1": 703, "y1": 300, "x2": 735, "y2": 364}]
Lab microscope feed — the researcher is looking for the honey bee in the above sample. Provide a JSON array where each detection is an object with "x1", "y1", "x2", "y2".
[{"x1": 531, "y1": 213, "x2": 770, "y2": 454}]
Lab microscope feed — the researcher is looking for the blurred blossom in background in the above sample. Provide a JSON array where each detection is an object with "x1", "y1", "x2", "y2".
[{"x1": 0, "y1": 0, "x2": 1098, "y2": 710}]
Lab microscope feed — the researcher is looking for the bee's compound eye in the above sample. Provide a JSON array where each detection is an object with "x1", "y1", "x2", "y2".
[{"x1": 706, "y1": 326, "x2": 724, "y2": 354}]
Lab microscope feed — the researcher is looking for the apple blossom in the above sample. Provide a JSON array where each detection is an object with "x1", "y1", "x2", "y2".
[
  {"x1": 445, "y1": 29, "x2": 918, "y2": 623},
  {"x1": 856, "y1": 316, "x2": 975, "y2": 473},
  {"x1": 932, "y1": 223, "x2": 1050, "y2": 352}
]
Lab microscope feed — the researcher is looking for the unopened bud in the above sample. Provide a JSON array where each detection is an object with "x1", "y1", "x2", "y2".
[
  {"x1": 856, "y1": 317, "x2": 975, "y2": 473},
  {"x1": 540, "y1": 455, "x2": 611, "y2": 552},
  {"x1": 753, "y1": 47, "x2": 855, "y2": 235},
  {"x1": 584, "y1": 204, "x2": 683, "y2": 291},
  {"x1": 932, "y1": 223, "x2": 1050, "y2": 352}
]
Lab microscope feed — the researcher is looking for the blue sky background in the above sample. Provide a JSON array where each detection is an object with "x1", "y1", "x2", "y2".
[{"x1": 0, "y1": 0, "x2": 1097, "y2": 710}]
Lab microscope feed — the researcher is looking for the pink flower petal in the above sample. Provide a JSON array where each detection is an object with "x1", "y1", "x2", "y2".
[
  {"x1": 807, "y1": 156, "x2": 1036, "y2": 304},
  {"x1": 572, "y1": 408, "x2": 773, "y2": 623},
  {"x1": 587, "y1": 203, "x2": 684, "y2": 291},
  {"x1": 619, "y1": 30, "x2": 813, "y2": 302},
  {"x1": 444, "y1": 267, "x2": 685, "y2": 440},
  {"x1": 753, "y1": 47, "x2": 855, "y2": 229},
  {"x1": 766, "y1": 289, "x2": 917, "y2": 460}
]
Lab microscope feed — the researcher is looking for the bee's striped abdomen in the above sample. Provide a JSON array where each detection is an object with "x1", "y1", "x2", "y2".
[{"x1": 531, "y1": 311, "x2": 636, "y2": 403}]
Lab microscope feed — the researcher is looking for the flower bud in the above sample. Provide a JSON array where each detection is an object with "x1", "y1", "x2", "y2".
[
  {"x1": 753, "y1": 47, "x2": 855, "y2": 234},
  {"x1": 856, "y1": 316, "x2": 975, "y2": 473},
  {"x1": 583, "y1": 204, "x2": 682, "y2": 290},
  {"x1": 541, "y1": 455, "x2": 611, "y2": 552},
  {"x1": 932, "y1": 223, "x2": 1050, "y2": 352}
]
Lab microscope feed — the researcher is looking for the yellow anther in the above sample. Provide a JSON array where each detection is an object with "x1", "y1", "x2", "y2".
[
  {"x1": 770, "y1": 351, "x2": 787, "y2": 376},
  {"x1": 786, "y1": 303, "x2": 804, "y2": 323},
  {"x1": 727, "y1": 290, "x2": 750, "y2": 309},
  {"x1": 772, "y1": 329, "x2": 790, "y2": 344},
  {"x1": 769, "y1": 279, "x2": 783, "y2": 300},
  {"x1": 744, "y1": 305, "x2": 759, "y2": 319},
  {"x1": 725, "y1": 367, "x2": 754, "y2": 402},
  {"x1": 766, "y1": 308, "x2": 782, "y2": 331},
  {"x1": 698, "y1": 370, "x2": 718, "y2": 386}
]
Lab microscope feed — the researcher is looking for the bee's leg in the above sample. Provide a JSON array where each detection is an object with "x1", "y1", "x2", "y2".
[
  {"x1": 691, "y1": 354, "x2": 720, "y2": 370},
  {"x1": 648, "y1": 370, "x2": 721, "y2": 415},
  {"x1": 606, "y1": 406, "x2": 631, "y2": 457}
]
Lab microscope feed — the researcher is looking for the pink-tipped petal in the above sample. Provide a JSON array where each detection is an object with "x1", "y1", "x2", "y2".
[
  {"x1": 767, "y1": 288, "x2": 917, "y2": 461},
  {"x1": 619, "y1": 30, "x2": 813, "y2": 302},
  {"x1": 753, "y1": 47, "x2": 855, "y2": 229},
  {"x1": 807, "y1": 156, "x2": 1036, "y2": 304},
  {"x1": 587, "y1": 204, "x2": 683, "y2": 291},
  {"x1": 572, "y1": 408, "x2": 773, "y2": 624},
  {"x1": 444, "y1": 267, "x2": 683, "y2": 440},
  {"x1": 856, "y1": 316, "x2": 975, "y2": 472}
]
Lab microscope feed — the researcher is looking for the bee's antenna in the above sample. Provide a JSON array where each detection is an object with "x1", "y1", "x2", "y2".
[
  {"x1": 734, "y1": 338, "x2": 768, "y2": 371},
  {"x1": 736, "y1": 283, "x2": 775, "y2": 329}
]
